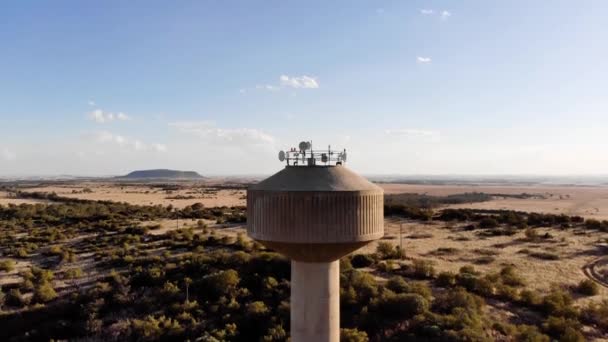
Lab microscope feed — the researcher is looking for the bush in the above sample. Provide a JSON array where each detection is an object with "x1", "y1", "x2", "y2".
[
  {"x1": 373, "y1": 292, "x2": 429, "y2": 320},
  {"x1": 529, "y1": 252, "x2": 559, "y2": 260},
  {"x1": 412, "y1": 259, "x2": 435, "y2": 278},
  {"x1": 0, "y1": 259, "x2": 15, "y2": 272},
  {"x1": 341, "y1": 328, "x2": 369, "y2": 342},
  {"x1": 542, "y1": 316, "x2": 584, "y2": 341},
  {"x1": 500, "y1": 266, "x2": 525, "y2": 287},
  {"x1": 436, "y1": 271, "x2": 457, "y2": 287},
  {"x1": 580, "y1": 300, "x2": 608, "y2": 330},
  {"x1": 351, "y1": 254, "x2": 374, "y2": 268},
  {"x1": 32, "y1": 282, "x2": 58, "y2": 303},
  {"x1": 479, "y1": 217, "x2": 499, "y2": 229},
  {"x1": 575, "y1": 279, "x2": 599, "y2": 296},
  {"x1": 541, "y1": 288, "x2": 575, "y2": 317},
  {"x1": 5, "y1": 288, "x2": 26, "y2": 307},
  {"x1": 375, "y1": 242, "x2": 405, "y2": 260}
]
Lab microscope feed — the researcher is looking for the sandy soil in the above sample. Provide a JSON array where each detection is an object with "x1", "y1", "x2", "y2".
[
  {"x1": 16, "y1": 183, "x2": 246, "y2": 208},
  {"x1": 380, "y1": 183, "x2": 608, "y2": 220}
]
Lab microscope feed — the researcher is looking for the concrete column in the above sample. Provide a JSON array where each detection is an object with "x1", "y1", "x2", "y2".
[{"x1": 291, "y1": 260, "x2": 340, "y2": 342}]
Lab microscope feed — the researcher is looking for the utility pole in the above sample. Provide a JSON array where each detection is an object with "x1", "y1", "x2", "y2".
[{"x1": 399, "y1": 223, "x2": 403, "y2": 260}]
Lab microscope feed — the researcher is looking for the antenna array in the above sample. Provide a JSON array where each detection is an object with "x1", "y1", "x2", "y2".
[{"x1": 279, "y1": 141, "x2": 347, "y2": 166}]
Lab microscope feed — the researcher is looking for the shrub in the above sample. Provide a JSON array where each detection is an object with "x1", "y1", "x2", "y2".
[
  {"x1": 529, "y1": 252, "x2": 559, "y2": 260},
  {"x1": 0, "y1": 259, "x2": 15, "y2": 272},
  {"x1": 373, "y1": 292, "x2": 429, "y2": 320},
  {"x1": 5, "y1": 288, "x2": 26, "y2": 307},
  {"x1": 341, "y1": 328, "x2": 369, "y2": 342},
  {"x1": 500, "y1": 266, "x2": 525, "y2": 287},
  {"x1": 541, "y1": 288, "x2": 575, "y2": 317},
  {"x1": 436, "y1": 271, "x2": 457, "y2": 287},
  {"x1": 516, "y1": 325, "x2": 550, "y2": 342},
  {"x1": 479, "y1": 217, "x2": 499, "y2": 229},
  {"x1": 525, "y1": 228, "x2": 539, "y2": 240},
  {"x1": 412, "y1": 259, "x2": 435, "y2": 278},
  {"x1": 32, "y1": 282, "x2": 58, "y2": 303},
  {"x1": 520, "y1": 289, "x2": 542, "y2": 307},
  {"x1": 351, "y1": 254, "x2": 374, "y2": 268},
  {"x1": 580, "y1": 300, "x2": 608, "y2": 330},
  {"x1": 575, "y1": 279, "x2": 599, "y2": 296},
  {"x1": 542, "y1": 316, "x2": 583, "y2": 341},
  {"x1": 376, "y1": 242, "x2": 405, "y2": 260}
]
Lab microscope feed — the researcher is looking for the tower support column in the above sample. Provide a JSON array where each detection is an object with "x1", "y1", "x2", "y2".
[{"x1": 290, "y1": 260, "x2": 340, "y2": 342}]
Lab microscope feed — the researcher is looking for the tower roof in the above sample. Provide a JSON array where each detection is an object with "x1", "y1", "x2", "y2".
[{"x1": 251, "y1": 165, "x2": 381, "y2": 192}]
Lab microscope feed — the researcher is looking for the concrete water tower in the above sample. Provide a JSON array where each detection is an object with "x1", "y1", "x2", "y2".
[{"x1": 247, "y1": 142, "x2": 384, "y2": 342}]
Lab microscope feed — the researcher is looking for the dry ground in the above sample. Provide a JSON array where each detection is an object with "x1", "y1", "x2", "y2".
[
  {"x1": 380, "y1": 183, "x2": 608, "y2": 220},
  {"x1": 16, "y1": 182, "x2": 246, "y2": 208}
]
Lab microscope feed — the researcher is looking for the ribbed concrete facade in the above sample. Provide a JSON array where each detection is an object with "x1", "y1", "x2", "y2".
[{"x1": 247, "y1": 190, "x2": 384, "y2": 244}]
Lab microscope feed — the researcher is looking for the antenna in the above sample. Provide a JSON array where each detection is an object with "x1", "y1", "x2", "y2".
[{"x1": 280, "y1": 141, "x2": 348, "y2": 166}]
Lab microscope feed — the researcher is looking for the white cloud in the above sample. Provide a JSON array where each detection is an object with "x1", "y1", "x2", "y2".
[
  {"x1": 441, "y1": 10, "x2": 451, "y2": 19},
  {"x1": 169, "y1": 121, "x2": 275, "y2": 145},
  {"x1": 88, "y1": 100, "x2": 96, "y2": 106},
  {"x1": 152, "y1": 143, "x2": 167, "y2": 152},
  {"x1": 92, "y1": 131, "x2": 165, "y2": 152},
  {"x1": 256, "y1": 84, "x2": 280, "y2": 91},
  {"x1": 89, "y1": 109, "x2": 131, "y2": 123},
  {"x1": 376, "y1": 8, "x2": 385, "y2": 14},
  {"x1": 385, "y1": 129, "x2": 441, "y2": 142},
  {"x1": 420, "y1": 9, "x2": 434, "y2": 15},
  {"x1": 417, "y1": 56, "x2": 432, "y2": 63},
  {"x1": 1, "y1": 148, "x2": 16, "y2": 161},
  {"x1": 279, "y1": 75, "x2": 319, "y2": 89}
]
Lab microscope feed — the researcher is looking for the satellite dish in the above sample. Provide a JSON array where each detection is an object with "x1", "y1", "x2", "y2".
[
  {"x1": 278, "y1": 150, "x2": 286, "y2": 162},
  {"x1": 321, "y1": 153, "x2": 328, "y2": 163},
  {"x1": 340, "y1": 151, "x2": 347, "y2": 162},
  {"x1": 298, "y1": 141, "x2": 309, "y2": 151}
]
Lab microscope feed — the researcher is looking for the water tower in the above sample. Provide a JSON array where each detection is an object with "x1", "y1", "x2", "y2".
[{"x1": 247, "y1": 142, "x2": 384, "y2": 342}]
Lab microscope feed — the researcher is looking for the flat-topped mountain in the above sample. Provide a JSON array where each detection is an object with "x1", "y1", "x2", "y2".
[{"x1": 119, "y1": 169, "x2": 204, "y2": 179}]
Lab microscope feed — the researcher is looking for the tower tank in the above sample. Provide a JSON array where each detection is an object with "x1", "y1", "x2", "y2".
[{"x1": 247, "y1": 142, "x2": 384, "y2": 342}]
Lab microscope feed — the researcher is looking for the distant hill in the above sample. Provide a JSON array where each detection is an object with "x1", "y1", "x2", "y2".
[{"x1": 119, "y1": 169, "x2": 204, "y2": 179}]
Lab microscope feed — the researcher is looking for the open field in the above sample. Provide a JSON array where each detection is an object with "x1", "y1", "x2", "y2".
[
  {"x1": 380, "y1": 183, "x2": 608, "y2": 220},
  {"x1": 8, "y1": 182, "x2": 247, "y2": 208}
]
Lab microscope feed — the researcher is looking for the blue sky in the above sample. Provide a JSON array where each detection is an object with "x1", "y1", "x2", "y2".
[{"x1": 1, "y1": 1, "x2": 607, "y2": 176}]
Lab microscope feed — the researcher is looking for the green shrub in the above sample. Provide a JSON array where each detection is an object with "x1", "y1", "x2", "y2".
[
  {"x1": 500, "y1": 266, "x2": 525, "y2": 287},
  {"x1": 32, "y1": 282, "x2": 58, "y2": 303},
  {"x1": 340, "y1": 328, "x2": 369, "y2": 342},
  {"x1": 373, "y1": 292, "x2": 429, "y2": 320},
  {"x1": 541, "y1": 288, "x2": 576, "y2": 317},
  {"x1": 516, "y1": 325, "x2": 550, "y2": 342},
  {"x1": 520, "y1": 289, "x2": 542, "y2": 307},
  {"x1": 351, "y1": 254, "x2": 374, "y2": 268},
  {"x1": 0, "y1": 259, "x2": 15, "y2": 272},
  {"x1": 436, "y1": 271, "x2": 457, "y2": 287},
  {"x1": 575, "y1": 279, "x2": 599, "y2": 296},
  {"x1": 412, "y1": 259, "x2": 435, "y2": 278},
  {"x1": 542, "y1": 316, "x2": 584, "y2": 341}
]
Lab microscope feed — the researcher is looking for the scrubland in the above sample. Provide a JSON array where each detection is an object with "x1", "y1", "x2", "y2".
[{"x1": 0, "y1": 181, "x2": 606, "y2": 341}]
